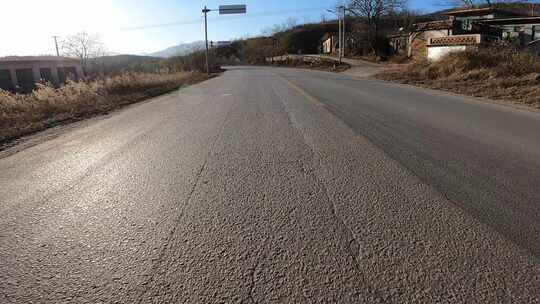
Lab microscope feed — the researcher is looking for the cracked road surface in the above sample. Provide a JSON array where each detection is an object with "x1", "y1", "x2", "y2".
[{"x1": 1, "y1": 66, "x2": 539, "y2": 303}]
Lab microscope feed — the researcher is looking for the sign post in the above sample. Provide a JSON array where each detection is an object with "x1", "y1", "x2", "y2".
[{"x1": 202, "y1": 4, "x2": 247, "y2": 75}]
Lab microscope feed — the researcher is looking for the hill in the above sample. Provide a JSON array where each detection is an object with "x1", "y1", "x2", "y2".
[
  {"x1": 148, "y1": 41, "x2": 206, "y2": 58},
  {"x1": 87, "y1": 54, "x2": 161, "y2": 75}
]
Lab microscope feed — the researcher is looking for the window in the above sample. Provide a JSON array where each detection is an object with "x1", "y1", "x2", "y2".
[
  {"x1": 39, "y1": 68, "x2": 53, "y2": 83},
  {"x1": 0, "y1": 69, "x2": 13, "y2": 91},
  {"x1": 461, "y1": 19, "x2": 473, "y2": 31},
  {"x1": 455, "y1": 16, "x2": 480, "y2": 32},
  {"x1": 15, "y1": 68, "x2": 35, "y2": 92},
  {"x1": 57, "y1": 66, "x2": 78, "y2": 84}
]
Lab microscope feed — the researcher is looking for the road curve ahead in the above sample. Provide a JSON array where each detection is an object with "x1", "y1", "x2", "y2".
[{"x1": 1, "y1": 66, "x2": 539, "y2": 303}]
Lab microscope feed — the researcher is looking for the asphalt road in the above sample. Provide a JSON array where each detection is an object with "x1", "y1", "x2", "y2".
[{"x1": 1, "y1": 66, "x2": 539, "y2": 303}]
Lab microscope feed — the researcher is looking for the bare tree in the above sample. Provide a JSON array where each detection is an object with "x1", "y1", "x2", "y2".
[
  {"x1": 321, "y1": 13, "x2": 328, "y2": 23},
  {"x1": 262, "y1": 17, "x2": 299, "y2": 36},
  {"x1": 285, "y1": 17, "x2": 298, "y2": 30},
  {"x1": 348, "y1": 0, "x2": 408, "y2": 54},
  {"x1": 529, "y1": 2, "x2": 539, "y2": 16},
  {"x1": 61, "y1": 32, "x2": 106, "y2": 68},
  {"x1": 450, "y1": 0, "x2": 480, "y2": 7}
]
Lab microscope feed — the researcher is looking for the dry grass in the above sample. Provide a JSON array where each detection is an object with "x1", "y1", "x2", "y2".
[
  {"x1": 377, "y1": 46, "x2": 540, "y2": 108},
  {"x1": 0, "y1": 72, "x2": 209, "y2": 143}
]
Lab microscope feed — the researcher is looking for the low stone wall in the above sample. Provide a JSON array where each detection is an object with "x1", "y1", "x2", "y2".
[
  {"x1": 266, "y1": 55, "x2": 324, "y2": 64},
  {"x1": 426, "y1": 34, "x2": 482, "y2": 62},
  {"x1": 429, "y1": 34, "x2": 481, "y2": 47}
]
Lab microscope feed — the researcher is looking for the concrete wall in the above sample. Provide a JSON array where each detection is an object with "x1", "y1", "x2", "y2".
[
  {"x1": 409, "y1": 29, "x2": 453, "y2": 59},
  {"x1": 322, "y1": 38, "x2": 332, "y2": 54},
  {"x1": 322, "y1": 35, "x2": 339, "y2": 54},
  {"x1": 427, "y1": 45, "x2": 467, "y2": 61}
]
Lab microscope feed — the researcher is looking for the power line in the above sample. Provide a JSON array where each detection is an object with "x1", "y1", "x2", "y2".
[{"x1": 115, "y1": 6, "x2": 331, "y2": 32}]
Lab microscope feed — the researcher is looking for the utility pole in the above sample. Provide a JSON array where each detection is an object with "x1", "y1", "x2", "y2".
[
  {"x1": 52, "y1": 36, "x2": 60, "y2": 57},
  {"x1": 338, "y1": 10, "x2": 342, "y2": 63},
  {"x1": 342, "y1": 6, "x2": 346, "y2": 59},
  {"x1": 203, "y1": 6, "x2": 211, "y2": 75},
  {"x1": 328, "y1": 6, "x2": 346, "y2": 64}
]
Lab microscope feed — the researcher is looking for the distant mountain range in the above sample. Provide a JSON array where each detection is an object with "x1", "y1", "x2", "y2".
[
  {"x1": 91, "y1": 54, "x2": 158, "y2": 66},
  {"x1": 146, "y1": 41, "x2": 206, "y2": 58}
]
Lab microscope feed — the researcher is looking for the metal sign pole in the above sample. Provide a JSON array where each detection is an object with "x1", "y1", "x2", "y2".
[{"x1": 202, "y1": 4, "x2": 246, "y2": 75}]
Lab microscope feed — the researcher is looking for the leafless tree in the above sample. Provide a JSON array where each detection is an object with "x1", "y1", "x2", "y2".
[
  {"x1": 529, "y1": 2, "x2": 539, "y2": 16},
  {"x1": 348, "y1": 0, "x2": 408, "y2": 54},
  {"x1": 451, "y1": 0, "x2": 484, "y2": 7},
  {"x1": 61, "y1": 32, "x2": 106, "y2": 68},
  {"x1": 262, "y1": 17, "x2": 299, "y2": 36},
  {"x1": 285, "y1": 17, "x2": 298, "y2": 29},
  {"x1": 321, "y1": 13, "x2": 328, "y2": 23}
]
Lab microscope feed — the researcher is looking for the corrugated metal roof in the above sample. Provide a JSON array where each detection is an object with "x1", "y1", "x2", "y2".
[
  {"x1": 480, "y1": 16, "x2": 540, "y2": 25},
  {"x1": 441, "y1": 7, "x2": 520, "y2": 17},
  {"x1": 442, "y1": 7, "x2": 496, "y2": 15},
  {"x1": 414, "y1": 20, "x2": 454, "y2": 32}
]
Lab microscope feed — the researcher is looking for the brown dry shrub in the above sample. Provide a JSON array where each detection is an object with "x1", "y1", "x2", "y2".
[
  {"x1": 377, "y1": 46, "x2": 540, "y2": 108},
  {"x1": 492, "y1": 50, "x2": 540, "y2": 77},
  {"x1": 417, "y1": 46, "x2": 540, "y2": 80},
  {"x1": 0, "y1": 72, "x2": 207, "y2": 142}
]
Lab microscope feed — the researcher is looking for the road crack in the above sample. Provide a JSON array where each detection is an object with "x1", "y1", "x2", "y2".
[{"x1": 246, "y1": 255, "x2": 260, "y2": 304}]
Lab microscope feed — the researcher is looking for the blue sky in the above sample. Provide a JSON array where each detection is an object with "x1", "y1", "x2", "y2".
[{"x1": 0, "y1": 0, "x2": 445, "y2": 56}]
